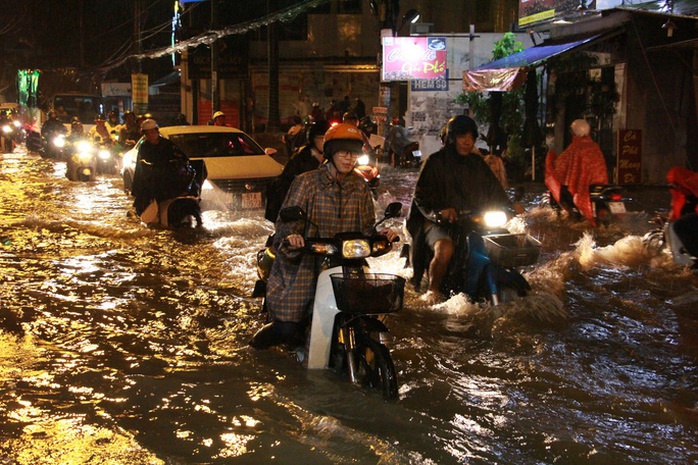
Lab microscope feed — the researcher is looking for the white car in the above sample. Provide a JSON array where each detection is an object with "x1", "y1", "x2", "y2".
[{"x1": 122, "y1": 125, "x2": 282, "y2": 210}]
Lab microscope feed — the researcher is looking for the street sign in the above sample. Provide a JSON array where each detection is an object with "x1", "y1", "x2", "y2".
[{"x1": 617, "y1": 129, "x2": 642, "y2": 184}]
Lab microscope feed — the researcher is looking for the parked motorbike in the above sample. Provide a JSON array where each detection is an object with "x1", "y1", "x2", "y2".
[
  {"x1": 65, "y1": 140, "x2": 97, "y2": 182},
  {"x1": 252, "y1": 202, "x2": 405, "y2": 400},
  {"x1": 407, "y1": 209, "x2": 540, "y2": 305}
]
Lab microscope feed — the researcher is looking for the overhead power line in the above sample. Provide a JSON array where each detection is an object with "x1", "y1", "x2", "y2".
[{"x1": 99, "y1": 0, "x2": 332, "y2": 73}]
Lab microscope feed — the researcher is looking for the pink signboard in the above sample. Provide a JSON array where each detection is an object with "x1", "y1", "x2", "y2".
[{"x1": 381, "y1": 37, "x2": 447, "y2": 82}]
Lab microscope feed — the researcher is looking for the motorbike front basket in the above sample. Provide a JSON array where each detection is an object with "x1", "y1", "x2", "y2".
[{"x1": 330, "y1": 273, "x2": 405, "y2": 314}]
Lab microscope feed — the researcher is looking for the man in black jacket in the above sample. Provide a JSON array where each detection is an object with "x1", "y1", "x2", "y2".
[
  {"x1": 406, "y1": 115, "x2": 517, "y2": 304},
  {"x1": 131, "y1": 118, "x2": 192, "y2": 216}
]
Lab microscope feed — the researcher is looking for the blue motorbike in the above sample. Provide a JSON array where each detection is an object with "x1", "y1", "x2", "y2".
[{"x1": 408, "y1": 209, "x2": 540, "y2": 305}]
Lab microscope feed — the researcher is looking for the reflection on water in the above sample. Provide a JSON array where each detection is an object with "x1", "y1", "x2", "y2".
[{"x1": 0, "y1": 149, "x2": 696, "y2": 464}]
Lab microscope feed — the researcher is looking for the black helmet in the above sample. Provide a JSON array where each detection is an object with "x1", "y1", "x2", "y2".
[
  {"x1": 306, "y1": 119, "x2": 330, "y2": 146},
  {"x1": 445, "y1": 115, "x2": 478, "y2": 146}
]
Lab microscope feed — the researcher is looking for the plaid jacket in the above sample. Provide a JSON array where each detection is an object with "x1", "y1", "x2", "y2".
[{"x1": 266, "y1": 165, "x2": 375, "y2": 322}]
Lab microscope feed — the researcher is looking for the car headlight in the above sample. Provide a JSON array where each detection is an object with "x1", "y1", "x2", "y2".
[
  {"x1": 342, "y1": 239, "x2": 371, "y2": 258},
  {"x1": 2, "y1": 125, "x2": 11, "y2": 134},
  {"x1": 357, "y1": 154, "x2": 370, "y2": 166},
  {"x1": 12, "y1": 120, "x2": 21, "y2": 128},
  {"x1": 122, "y1": 151, "x2": 135, "y2": 169},
  {"x1": 483, "y1": 210, "x2": 508, "y2": 228},
  {"x1": 98, "y1": 149, "x2": 111, "y2": 160},
  {"x1": 201, "y1": 179, "x2": 214, "y2": 190}
]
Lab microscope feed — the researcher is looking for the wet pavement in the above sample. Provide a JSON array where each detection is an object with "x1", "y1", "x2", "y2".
[{"x1": 0, "y1": 146, "x2": 696, "y2": 464}]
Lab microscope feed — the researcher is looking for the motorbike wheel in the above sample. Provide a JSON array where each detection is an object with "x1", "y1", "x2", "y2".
[
  {"x1": 357, "y1": 338, "x2": 399, "y2": 400},
  {"x1": 497, "y1": 283, "x2": 525, "y2": 304},
  {"x1": 643, "y1": 229, "x2": 665, "y2": 256},
  {"x1": 596, "y1": 207, "x2": 611, "y2": 227}
]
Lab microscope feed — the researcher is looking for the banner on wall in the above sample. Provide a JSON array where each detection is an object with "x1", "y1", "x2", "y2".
[
  {"x1": 131, "y1": 73, "x2": 149, "y2": 115},
  {"x1": 381, "y1": 37, "x2": 447, "y2": 82}
]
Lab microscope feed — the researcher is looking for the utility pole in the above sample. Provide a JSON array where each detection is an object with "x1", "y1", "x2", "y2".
[
  {"x1": 133, "y1": 0, "x2": 142, "y2": 73},
  {"x1": 266, "y1": 0, "x2": 280, "y2": 132},
  {"x1": 211, "y1": 0, "x2": 219, "y2": 114}
]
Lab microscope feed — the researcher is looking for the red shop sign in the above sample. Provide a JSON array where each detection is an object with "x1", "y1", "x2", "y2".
[{"x1": 382, "y1": 37, "x2": 447, "y2": 82}]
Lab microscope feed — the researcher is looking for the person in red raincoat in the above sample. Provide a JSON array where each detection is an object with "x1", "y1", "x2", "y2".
[
  {"x1": 545, "y1": 119, "x2": 608, "y2": 225},
  {"x1": 667, "y1": 166, "x2": 698, "y2": 259}
]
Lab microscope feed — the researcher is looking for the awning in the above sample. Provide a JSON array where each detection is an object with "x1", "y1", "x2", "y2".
[{"x1": 463, "y1": 33, "x2": 611, "y2": 92}]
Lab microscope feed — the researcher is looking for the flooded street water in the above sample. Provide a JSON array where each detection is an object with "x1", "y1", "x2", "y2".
[{"x1": 1, "y1": 146, "x2": 697, "y2": 464}]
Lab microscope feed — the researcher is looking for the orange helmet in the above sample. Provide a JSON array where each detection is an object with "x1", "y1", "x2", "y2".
[{"x1": 323, "y1": 123, "x2": 364, "y2": 159}]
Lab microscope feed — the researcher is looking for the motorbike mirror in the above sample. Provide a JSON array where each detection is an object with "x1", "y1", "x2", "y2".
[
  {"x1": 279, "y1": 206, "x2": 306, "y2": 223},
  {"x1": 384, "y1": 202, "x2": 402, "y2": 219}
]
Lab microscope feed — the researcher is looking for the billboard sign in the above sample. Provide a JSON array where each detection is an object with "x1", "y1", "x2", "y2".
[
  {"x1": 518, "y1": 0, "x2": 657, "y2": 28},
  {"x1": 382, "y1": 37, "x2": 447, "y2": 82}
]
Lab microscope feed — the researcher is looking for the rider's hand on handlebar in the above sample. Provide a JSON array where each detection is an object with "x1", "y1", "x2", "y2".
[
  {"x1": 437, "y1": 208, "x2": 457, "y2": 223},
  {"x1": 285, "y1": 234, "x2": 305, "y2": 250},
  {"x1": 380, "y1": 228, "x2": 399, "y2": 242}
]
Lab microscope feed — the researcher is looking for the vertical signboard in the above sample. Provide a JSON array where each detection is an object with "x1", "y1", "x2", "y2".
[
  {"x1": 617, "y1": 129, "x2": 642, "y2": 184},
  {"x1": 131, "y1": 73, "x2": 149, "y2": 115}
]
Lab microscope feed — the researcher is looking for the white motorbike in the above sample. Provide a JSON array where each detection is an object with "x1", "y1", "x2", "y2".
[{"x1": 254, "y1": 202, "x2": 405, "y2": 400}]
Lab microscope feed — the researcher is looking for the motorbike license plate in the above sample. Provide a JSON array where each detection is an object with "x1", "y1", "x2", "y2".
[
  {"x1": 241, "y1": 192, "x2": 262, "y2": 209},
  {"x1": 608, "y1": 202, "x2": 626, "y2": 214}
]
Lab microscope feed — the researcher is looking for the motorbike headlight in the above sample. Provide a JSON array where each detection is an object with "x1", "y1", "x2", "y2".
[
  {"x1": 2, "y1": 125, "x2": 12, "y2": 134},
  {"x1": 78, "y1": 152, "x2": 93, "y2": 163},
  {"x1": 12, "y1": 120, "x2": 21, "y2": 128},
  {"x1": 483, "y1": 210, "x2": 508, "y2": 228},
  {"x1": 53, "y1": 136, "x2": 66, "y2": 148},
  {"x1": 98, "y1": 149, "x2": 111, "y2": 160},
  {"x1": 357, "y1": 154, "x2": 370, "y2": 166},
  {"x1": 341, "y1": 239, "x2": 371, "y2": 258},
  {"x1": 76, "y1": 141, "x2": 92, "y2": 152}
]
